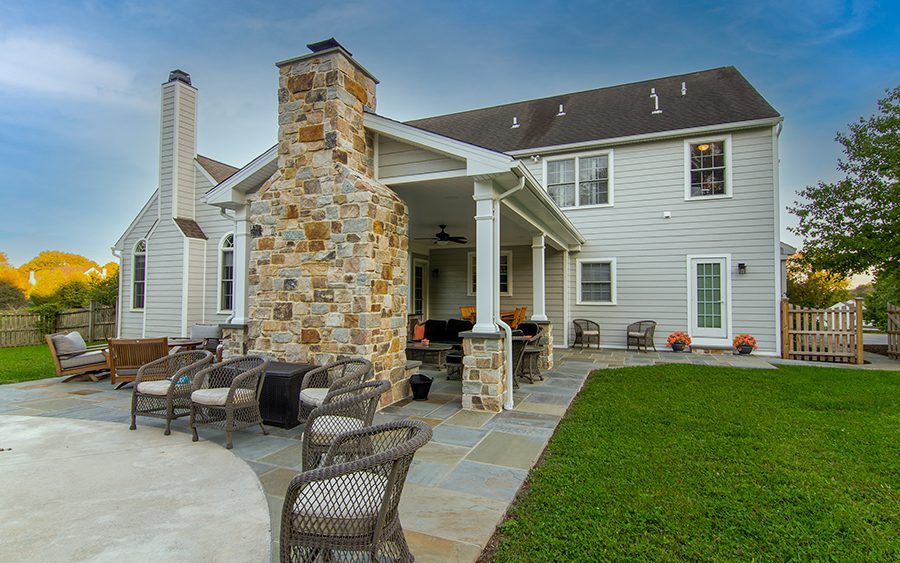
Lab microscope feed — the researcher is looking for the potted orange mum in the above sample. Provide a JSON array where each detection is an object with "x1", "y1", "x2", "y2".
[
  {"x1": 733, "y1": 334, "x2": 757, "y2": 355},
  {"x1": 666, "y1": 331, "x2": 692, "y2": 352}
]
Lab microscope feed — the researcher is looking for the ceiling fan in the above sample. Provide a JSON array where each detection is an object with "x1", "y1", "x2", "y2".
[{"x1": 415, "y1": 225, "x2": 468, "y2": 245}]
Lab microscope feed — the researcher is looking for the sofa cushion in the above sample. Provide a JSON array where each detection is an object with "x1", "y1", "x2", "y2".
[
  {"x1": 445, "y1": 319, "x2": 473, "y2": 342},
  {"x1": 412, "y1": 323, "x2": 425, "y2": 341},
  {"x1": 53, "y1": 332, "x2": 87, "y2": 356},
  {"x1": 423, "y1": 320, "x2": 447, "y2": 342},
  {"x1": 59, "y1": 349, "x2": 106, "y2": 370},
  {"x1": 191, "y1": 324, "x2": 223, "y2": 340}
]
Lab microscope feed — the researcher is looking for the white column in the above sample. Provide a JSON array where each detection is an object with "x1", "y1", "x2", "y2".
[
  {"x1": 231, "y1": 205, "x2": 251, "y2": 325},
  {"x1": 473, "y1": 179, "x2": 497, "y2": 333},
  {"x1": 531, "y1": 234, "x2": 548, "y2": 321}
]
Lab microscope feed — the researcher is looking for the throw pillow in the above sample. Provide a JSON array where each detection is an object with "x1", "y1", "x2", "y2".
[{"x1": 412, "y1": 323, "x2": 425, "y2": 341}]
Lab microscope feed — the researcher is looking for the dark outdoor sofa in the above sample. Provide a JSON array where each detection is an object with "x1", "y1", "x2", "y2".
[{"x1": 421, "y1": 319, "x2": 474, "y2": 350}]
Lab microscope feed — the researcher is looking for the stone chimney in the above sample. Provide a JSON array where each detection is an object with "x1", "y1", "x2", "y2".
[
  {"x1": 245, "y1": 39, "x2": 410, "y2": 404},
  {"x1": 159, "y1": 69, "x2": 197, "y2": 219}
]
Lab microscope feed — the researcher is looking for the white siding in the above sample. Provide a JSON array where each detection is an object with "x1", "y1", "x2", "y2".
[
  {"x1": 119, "y1": 194, "x2": 158, "y2": 338},
  {"x1": 184, "y1": 237, "x2": 206, "y2": 330},
  {"x1": 143, "y1": 218, "x2": 184, "y2": 337},
  {"x1": 377, "y1": 137, "x2": 465, "y2": 179},
  {"x1": 194, "y1": 170, "x2": 236, "y2": 324},
  {"x1": 531, "y1": 126, "x2": 778, "y2": 353}
]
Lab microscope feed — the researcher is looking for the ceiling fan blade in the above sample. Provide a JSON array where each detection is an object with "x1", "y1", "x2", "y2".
[{"x1": 448, "y1": 236, "x2": 468, "y2": 244}]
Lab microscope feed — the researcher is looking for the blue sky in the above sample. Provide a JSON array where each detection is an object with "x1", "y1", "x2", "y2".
[{"x1": 0, "y1": 0, "x2": 897, "y2": 266}]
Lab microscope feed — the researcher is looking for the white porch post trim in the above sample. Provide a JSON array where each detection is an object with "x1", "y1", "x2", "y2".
[
  {"x1": 531, "y1": 234, "x2": 548, "y2": 321},
  {"x1": 473, "y1": 179, "x2": 497, "y2": 333},
  {"x1": 231, "y1": 205, "x2": 251, "y2": 325}
]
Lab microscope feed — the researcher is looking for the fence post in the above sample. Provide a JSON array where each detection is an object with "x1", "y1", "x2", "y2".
[
  {"x1": 88, "y1": 301, "x2": 95, "y2": 342},
  {"x1": 855, "y1": 297, "x2": 864, "y2": 365},
  {"x1": 781, "y1": 298, "x2": 790, "y2": 359}
]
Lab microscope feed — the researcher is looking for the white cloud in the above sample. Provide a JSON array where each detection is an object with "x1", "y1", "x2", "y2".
[{"x1": 0, "y1": 30, "x2": 150, "y2": 108}]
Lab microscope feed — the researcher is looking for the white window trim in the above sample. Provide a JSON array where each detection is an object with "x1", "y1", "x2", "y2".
[
  {"x1": 131, "y1": 239, "x2": 147, "y2": 312},
  {"x1": 685, "y1": 254, "x2": 734, "y2": 347},
  {"x1": 542, "y1": 149, "x2": 614, "y2": 210},
  {"x1": 410, "y1": 257, "x2": 429, "y2": 317},
  {"x1": 216, "y1": 232, "x2": 235, "y2": 314},
  {"x1": 683, "y1": 134, "x2": 733, "y2": 201},
  {"x1": 576, "y1": 257, "x2": 617, "y2": 305},
  {"x1": 467, "y1": 250, "x2": 513, "y2": 297}
]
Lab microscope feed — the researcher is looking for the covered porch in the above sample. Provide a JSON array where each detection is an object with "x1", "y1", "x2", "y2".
[{"x1": 368, "y1": 113, "x2": 585, "y2": 412}]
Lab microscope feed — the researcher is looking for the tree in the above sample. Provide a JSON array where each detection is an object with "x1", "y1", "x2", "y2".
[
  {"x1": 788, "y1": 86, "x2": 899, "y2": 279},
  {"x1": 0, "y1": 252, "x2": 26, "y2": 293},
  {"x1": 19, "y1": 250, "x2": 97, "y2": 274},
  {"x1": 785, "y1": 254, "x2": 850, "y2": 309},
  {"x1": 864, "y1": 271, "x2": 900, "y2": 331},
  {"x1": 88, "y1": 275, "x2": 118, "y2": 307},
  {"x1": 0, "y1": 279, "x2": 26, "y2": 310}
]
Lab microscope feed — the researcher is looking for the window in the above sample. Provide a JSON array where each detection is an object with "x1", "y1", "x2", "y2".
[
  {"x1": 411, "y1": 259, "x2": 427, "y2": 316},
  {"x1": 545, "y1": 151, "x2": 612, "y2": 208},
  {"x1": 577, "y1": 258, "x2": 616, "y2": 304},
  {"x1": 132, "y1": 240, "x2": 146, "y2": 310},
  {"x1": 468, "y1": 251, "x2": 512, "y2": 297},
  {"x1": 219, "y1": 233, "x2": 234, "y2": 312},
  {"x1": 684, "y1": 136, "x2": 732, "y2": 199}
]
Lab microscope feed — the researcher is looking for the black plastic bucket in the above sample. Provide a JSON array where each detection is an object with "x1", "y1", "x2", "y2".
[{"x1": 409, "y1": 373, "x2": 433, "y2": 401}]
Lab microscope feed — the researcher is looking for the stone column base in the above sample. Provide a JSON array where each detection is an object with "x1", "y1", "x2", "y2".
[
  {"x1": 532, "y1": 320, "x2": 554, "y2": 370},
  {"x1": 220, "y1": 324, "x2": 249, "y2": 360},
  {"x1": 460, "y1": 331, "x2": 506, "y2": 413}
]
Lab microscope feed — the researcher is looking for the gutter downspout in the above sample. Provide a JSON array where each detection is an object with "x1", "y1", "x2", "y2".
[{"x1": 494, "y1": 176, "x2": 525, "y2": 410}]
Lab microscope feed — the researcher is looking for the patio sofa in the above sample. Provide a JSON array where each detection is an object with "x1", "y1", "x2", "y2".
[{"x1": 419, "y1": 319, "x2": 473, "y2": 350}]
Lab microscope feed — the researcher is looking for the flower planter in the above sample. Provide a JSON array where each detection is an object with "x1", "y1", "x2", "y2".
[
  {"x1": 737, "y1": 344, "x2": 753, "y2": 355},
  {"x1": 672, "y1": 342, "x2": 685, "y2": 352}
]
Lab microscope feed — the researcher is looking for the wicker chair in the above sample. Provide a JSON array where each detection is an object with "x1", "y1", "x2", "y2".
[
  {"x1": 518, "y1": 324, "x2": 545, "y2": 383},
  {"x1": 130, "y1": 350, "x2": 213, "y2": 435},
  {"x1": 280, "y1": 420, "x2": 432, "y2": 563},
  {"x1": 626, "y1": 320, "x2": 658, "y2": 352},
  {"x1": 572, "y1": 319, "x2": 600, "y2": 349},
  {"x1": 190, "y1": 355, "x2": 270, "y2": 449},
  {"x1": 298, "y1": 359, "x2": 373, "y2": 423},
  {"x1": 302, "y1": 379, "x2": 391, "y2": 472}
]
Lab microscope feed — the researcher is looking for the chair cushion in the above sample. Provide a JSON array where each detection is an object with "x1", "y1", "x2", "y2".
[
  {"x1": 422, "y1": 320, "x2": 447, "y2": 342},
  {"x1": 627, "y1": 331, "x2": 646, "y2": 338},
  {"x1": 582, "y1": 330, "x2": 599, "y2": 336},
  {"x1": 290, "y1": 472, "x2": 387, "y2": 535},
  {"x1": 191, "y1": 388, "x2": 255, "y2": 406},
  {"x1": 300, "y1": 387, "x2": 329, "y2": 406},
  {"x1": 59, "y1": 350, "x2": 107, "y2": 369},
  {"x1": 136, "y1": 379, "x2": 178, "y2": 396},
  {"x1": 53, "y1": 332, "x2": 87, "y2": 356},
  {"x1": 307, "y1": 415, "x2": 364, "y2": 444}
]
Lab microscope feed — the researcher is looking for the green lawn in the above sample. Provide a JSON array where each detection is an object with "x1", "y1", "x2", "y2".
[
  {"x1": 493, "y1": 365, "x2": 900, "y2": 561},
  {"x1": 0, "y1": 344, "x2": 57, "y2": 384}
]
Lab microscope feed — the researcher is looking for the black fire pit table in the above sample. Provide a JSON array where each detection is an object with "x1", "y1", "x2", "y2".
[{"x1": 259, "y1": 362, "x2": 318, "y2": 429}]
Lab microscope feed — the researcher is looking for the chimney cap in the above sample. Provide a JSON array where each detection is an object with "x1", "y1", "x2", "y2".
[
  {"x1": 168, "y1": 69, "x2": 192, "y2": 85},
  {"x1": 306, "y1": 38, "x2": 351, "y2": 56}
]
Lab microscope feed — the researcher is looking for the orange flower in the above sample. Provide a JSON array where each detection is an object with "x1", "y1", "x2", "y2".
[{"x1": 666, "y1": 331, "x2": 692, "y2": 347}]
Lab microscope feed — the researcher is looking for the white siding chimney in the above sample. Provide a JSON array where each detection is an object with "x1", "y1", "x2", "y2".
[{"x1": 159, "y1": 70, "x2": 197, "y2": 219}]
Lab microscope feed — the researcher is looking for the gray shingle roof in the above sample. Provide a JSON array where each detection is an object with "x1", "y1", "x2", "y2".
[
  {"x1": 174, "y1": 217, "x2": 207, "y2": 240},
  {"x1": 196, "y1": 154, "x2": 239, "y2": 183},
  {"x1": 406, "y1": 67, "x2": 780, "y2": 153}
]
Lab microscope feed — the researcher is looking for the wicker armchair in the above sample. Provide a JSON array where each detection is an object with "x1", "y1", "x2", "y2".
[
  {"x1": 298, "y1": 359, "x2": 373, "y2": 423},
  {"x1": 626, "y1": 320, "x2": 658, "y2": 352},
  {"x1": 519, "y1": 325, "x2": 545, "y2": 383},
  {"x1": 302, "y1": 379, "x2": 391, "y2": 472},
  {"x1": 572, "y1": 319, "x2": 600, "y2": 349},
  {"x1": 130, "y1": 350, "x2": 213, "y2": 435},
  {"x1": 280, "y1": 420, "x2": 432, "y2": 563},
  {"x1": 190, "y1": 355, "x2": 270, "y2": 449}
]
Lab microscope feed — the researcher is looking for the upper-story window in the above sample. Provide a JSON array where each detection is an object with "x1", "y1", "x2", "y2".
[
  {"x1": 684, "y1": 135, "x2": 732, "y2": 200},
  {"x1": 132, "y1": 240, "x2": 146, "y2": 310},
  {"x1": 545, "y1": 150, "x2": 613, "y2": 209},
  {"x1": 219, "y1": 233, "x2": 234, "y2": 312}
]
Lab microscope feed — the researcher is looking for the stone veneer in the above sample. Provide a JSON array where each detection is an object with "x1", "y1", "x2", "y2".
[
  {"x1": 243, "y1": 46, "x2": 410, "y2": 405},
  {"x1": 533, "y1": 320, "x2": 554, "y2": 371},
  {"x1": 460, "y1": 333, "x2": 507, "y2": 413}
]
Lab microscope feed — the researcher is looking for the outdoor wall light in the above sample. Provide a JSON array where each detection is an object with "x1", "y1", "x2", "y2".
[{"x1": 738, "y1": 263, "x2": 747, "y2": 275}]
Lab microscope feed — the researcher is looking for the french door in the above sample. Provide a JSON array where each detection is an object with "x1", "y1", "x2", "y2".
[
  {"x1": 690, "y1": 257, "x2": 728, "y2": 339},
  {"x1": 412, "y1": 259, "x2": 428, "y2": 317}
]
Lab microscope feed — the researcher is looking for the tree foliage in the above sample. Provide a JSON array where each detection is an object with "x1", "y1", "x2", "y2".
[
  {"x1": 0, "y1": 279, "x2": 27, "y2": 310},
  {"x1": 788, "y1": 86, "x2": 899, "y2": 278},
  {"x1": 785, "y1": 255, "x2": 851, "y2": 308},
  {"x1": 19, "y1": 250, "x2": 97, "y2": 274},
  {"x1": 863, "y1": 271, "x2": 900, "y2": 331}
]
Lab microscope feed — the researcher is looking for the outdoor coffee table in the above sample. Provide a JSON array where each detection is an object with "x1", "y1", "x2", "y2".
[{"x1": 406, "y1": 342, "x2": 453, "y2": 369}]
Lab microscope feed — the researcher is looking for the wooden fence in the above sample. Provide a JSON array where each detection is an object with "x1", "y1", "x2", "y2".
[
  {"x1": 781, "y1": 298, "x2": 864, "y2": 364},
  {"x1": 888, "y1": 303, "x2": 900, "y2": 360},
  {"x1": 0, "y1": 303, "x2": 117, "y2": 348}
]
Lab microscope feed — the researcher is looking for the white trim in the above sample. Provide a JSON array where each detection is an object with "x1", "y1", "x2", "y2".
[
  {"x1": 373, "y1": 133, "x2": 380, "y2": 180},
  {"x1": 411, "y1": 257, "x2": 429, "y2": 318},
  {"x1": 686, "y1": 254, "x2": 733, "y2": 346},
  {"x1": 772, "y1": 123, "x2": 783, "y2": 356},
  {"x1": 181, "y1": 238, "x2": 190, "y2": 337},
  {"x1": 683, "y1": 134, "x2": 733, "y2": 201},
  {"x1": 195, "y1": 160, "x2": 218, "y2": 188},
  {"x1": 114, "y1": 190, "x2": 159, "y2": 249},
  {"x1": 576, "y1": 257, "x2": 617, "y2": 305},
  {"x1": 468, "y1": 250, "x2": 512, "y2": 297},
  {"x1": 171, "y1": 82, "x2": 180, "y2": 219},
  {"x1": 542, "y1": 149, "x2": 614, "y2": 209},
  {"x1": 563, "y1": 249, "x2": 570, "y2": 347},
  {"x1": 216, "y1": 232, "x2": 235, "y2": 315},
  {"x1": 131, "y1": 239, "x2": 147, "y2": 313},
  {"x1": 205, "y1": 144, "x2": 277, "y2": 204},
  {"x1": 506, "y1": 117, "x2": 782, "y2": 157},
  {"x1": 378, "y1": 169, "x2": 469, "y2": 185}
]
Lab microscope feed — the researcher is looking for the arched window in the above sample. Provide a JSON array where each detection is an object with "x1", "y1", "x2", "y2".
[
  {"x1": 132, "y1": 240, "x2": 147, "y2": 310},
  {"x1": 219, "y1": 233, "x2": 234, "y2": 312}
]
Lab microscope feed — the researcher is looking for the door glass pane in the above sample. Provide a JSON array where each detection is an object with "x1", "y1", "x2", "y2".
[
  {"x1": 413, "y1": 265, "x2": 424, "y2": 315},
  {"x1": 696, "y1": 262, "x2": 722, "y2": 329}
]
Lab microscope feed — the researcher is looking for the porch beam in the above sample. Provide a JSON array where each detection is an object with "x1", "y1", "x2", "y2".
[
  {"x1": 472, "y1": 179, "x2": 497, "y2": 333},
  {"x1": 532, "y1": 234, "x2": 548, "y2": 321}
]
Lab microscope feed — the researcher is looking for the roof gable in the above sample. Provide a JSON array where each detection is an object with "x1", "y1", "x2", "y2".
[
  {"x1": 196, "y1": 154, "x2": 239, "y2": 183},
  {"x1": 406, "y1": 67, "x2": 780, "y2": 153}
]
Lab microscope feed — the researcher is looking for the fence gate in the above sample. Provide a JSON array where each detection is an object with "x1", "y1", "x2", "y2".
[
  {"x1": 888, "y1": 303, "x2": 900, "y2": 360},
  {"x1": 781, "y1": 298, "x2": 864, "y2": 364}
]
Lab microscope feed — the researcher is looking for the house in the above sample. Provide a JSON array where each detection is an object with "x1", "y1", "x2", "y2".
[{"x1": 114, "y1": 39, "x2": 785, "y2": 412}]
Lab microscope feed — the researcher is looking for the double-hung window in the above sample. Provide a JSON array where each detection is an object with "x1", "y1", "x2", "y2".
[
  {"x1": 468, "y1": 251, "x2": 512, "y2": 296},
  {"x1": 219, "y1": 233, "x2": 234, "y2": 312},
  {"x1": 684, "y1": 135, "x2": 732, "y2": 199},
  {"x1": 577, "y1": 258, "x2": 616, "y2": 305},
  {"x1": 132, "y1": 240, "x2": 146, "y2": 310},
  {"x1": 545, "y1": 151, "x2": 612, "y2": 208}
]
